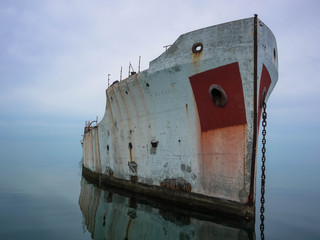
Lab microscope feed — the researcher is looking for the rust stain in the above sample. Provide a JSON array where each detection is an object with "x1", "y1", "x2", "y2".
[
  {"x1": 130, "y1": 175, "x2": 138, "y2": 183},
  {"x1": 94, "y1": 129, "x2": 102, "y2": 172},
  {"x1": 106, "y1": 91, "x2": 119, "y2": 168},
  {"x1": 117, "y1": 84, "x2": 133, "y2": 136},
  {"x1": 129, "y1": 148, "x2": 133, "y2": 162},
  {"x1": 113, "y1": 84, "x2": 136, "y2": 167},
  {"x1": 160, "y1": 178, "x2": 192, "y2": 192},
  {"x1": 125, "y1": 80, "x2": 141, "y2": 133},
  {"x1": 117, "y1": 84, "x2": 130, "y2": 121},
  {"x1": 117, "y1": 83, "x2": 135, "y2": 163},
  {"x1": 199, "y1": 124, "x2": 246, "y2": 200},
  {"x1": 136, "y1": 76, "x2": 153, "y2": 141},
  {"x1": 191, "y1": 61, "x2": 201, "y2": 72},
  {"x1": 125, "y1": 217, "x2": 133, "y2": 239},
  {"x1": 106, "y1": 92, "x2": 115, "y2": 122},
  {"x1": 192, "y1": 51, "x2": 202, "y2": 62},
  {"x1": 111, "y1": 88, "x2": 122, "y2": 122},
  {"x1": 107, "y1": 145, "x2": 109, "y2": 163},
  {"x1": 191, "y1": 52, "x2": 202, "y2": 73},
  {"x1": 185, "y1": 103, "x2": 189, "y2": 121},
  {"x1": 83, "y1": 133, "x2": 94, "y2": 169},
  {"x1": 105, "y1": 166, "x2": 114, "y2": 176}
]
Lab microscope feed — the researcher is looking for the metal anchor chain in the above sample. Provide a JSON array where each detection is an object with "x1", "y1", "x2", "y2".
[{"x1": 260, "y1": 100, "x2": 267, "y2": 240}]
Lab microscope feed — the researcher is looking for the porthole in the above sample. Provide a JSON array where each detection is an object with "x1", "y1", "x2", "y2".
[
  {"x1": 209, "y1": 85, "x2": 228, "y2": 107},
  {"x1": 192, "y1": 42, "x2": 203, "y2": 53}
]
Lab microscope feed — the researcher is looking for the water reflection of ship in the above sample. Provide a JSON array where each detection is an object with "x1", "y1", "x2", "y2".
[{"x1": 79, "y1": 177, "x2": 255, "y2": 240}]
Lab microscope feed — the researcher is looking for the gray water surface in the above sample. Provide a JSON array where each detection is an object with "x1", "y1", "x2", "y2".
[{"x1": 0, "y1": 139, "x2": 319, "y2": 239}]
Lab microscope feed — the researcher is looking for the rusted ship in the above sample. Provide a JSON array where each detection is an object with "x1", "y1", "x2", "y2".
[{"x1": 82, "y1": 15, "x2": 278, "y2": 220}]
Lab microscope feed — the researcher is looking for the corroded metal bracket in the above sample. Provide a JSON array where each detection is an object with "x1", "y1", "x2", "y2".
[{"x1": 160, "y1": 178, "x2": 192, "y2": 192}]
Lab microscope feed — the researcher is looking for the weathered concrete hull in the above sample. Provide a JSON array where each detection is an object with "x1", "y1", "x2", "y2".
[
  {"x1": 82, "y1": 16, "x2": 278, "y2": 219},
  {"x1": 82, "y1": 165, "x2": 253, "y2": 220}
]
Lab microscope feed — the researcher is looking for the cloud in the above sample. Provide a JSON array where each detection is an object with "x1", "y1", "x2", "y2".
[{"x1": 1, "y1": 0, "x2": 320, "y2": 129}]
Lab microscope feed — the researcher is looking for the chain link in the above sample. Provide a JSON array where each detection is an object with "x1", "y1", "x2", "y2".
[{"x1": 260, "y1": 100, "x2": 267, "y2": 240}]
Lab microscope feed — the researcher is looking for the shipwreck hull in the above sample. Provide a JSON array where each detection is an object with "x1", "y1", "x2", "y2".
[{"x1": 82, "y1": 16, "x2": 278, "y2": 219}]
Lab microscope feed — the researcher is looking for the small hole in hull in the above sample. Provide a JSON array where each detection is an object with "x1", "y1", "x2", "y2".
[{"x1": 151, "y1": 140, "x2": 159, "y2": 148}]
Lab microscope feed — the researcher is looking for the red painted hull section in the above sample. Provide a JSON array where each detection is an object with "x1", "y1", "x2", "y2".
[
  {"x1": 258, "y1": 65, "x2": 271, "y2": 126},
  {"x1": 189, "y1": 62, "x2": 247, "y2": 131}
]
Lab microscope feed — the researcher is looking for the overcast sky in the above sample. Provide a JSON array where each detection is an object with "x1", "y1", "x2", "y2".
[{"x1": 0, "y1": 0, "x2": 319, "y2": 156}]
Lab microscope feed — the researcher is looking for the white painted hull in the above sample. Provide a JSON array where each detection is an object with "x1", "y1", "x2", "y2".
[{"x1": 82, "y1": 16, "x2": 278, "y2": 218}]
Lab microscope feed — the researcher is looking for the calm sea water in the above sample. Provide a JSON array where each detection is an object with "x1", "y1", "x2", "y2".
[{"x1": 0, "y1": 137, "x2": 319, "y2": 239}]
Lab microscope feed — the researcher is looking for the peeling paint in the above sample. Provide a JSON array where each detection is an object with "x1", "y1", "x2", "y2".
[{"x1": 82, "y1": 16, "x2": 278, "y2": 215}]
